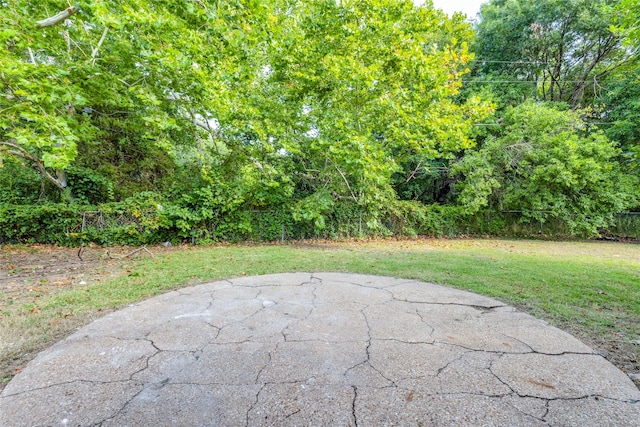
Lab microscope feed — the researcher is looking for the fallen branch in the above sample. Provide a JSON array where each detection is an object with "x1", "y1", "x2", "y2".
[
  {"x1": 36, "y1": 6, "x2": 79, "y2": 28},
  {"x1": 106, "y1": 246, "x2": 155, "y2": 260}
]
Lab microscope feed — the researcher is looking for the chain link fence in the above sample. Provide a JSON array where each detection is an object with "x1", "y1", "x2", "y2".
[{"x1": 77, "y1": 208, "x2": 640, "y2": 243}]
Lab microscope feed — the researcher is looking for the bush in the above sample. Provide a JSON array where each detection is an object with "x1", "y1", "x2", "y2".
[
  {"x1": 0, "y1": 159, "x2": 59, "y2": 204},
  {"x1": 452, "y1": 102, "x2": 640, "y2": 236},
  {"x1": 384, "y1": 201, "x2": 465, "y2": 237},
  {"x1": 0, "y1": 204, "x2": 89, "y2": 244}
]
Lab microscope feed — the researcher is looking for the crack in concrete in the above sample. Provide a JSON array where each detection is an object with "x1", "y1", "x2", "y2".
[
  {"x1": 434, "y1": 392, "x2": 553, "y2": 425},
  {"x1": 434, "y1": 340, "x2": 532, "y2": 355},
  {"x1": 435, "y1": 349, "x2": 473, "y2": 377},
  {"x1": 210, "y1": 308, "x2": 265, "y2": 343},
  {"x1": 281, "y1": 303, "x2": 317, "y2": 342},
  {"x1": 255, "y1": 348, "x2": 273, "y2": 384},
  {"x1": 203, "y1": 321, "x2": 221, "y2": 344},
  {"x1": 346, "y1": 309, "x2": 398, "y2": 387},
  {"x1": 541, "y1": 399, "x2": 551, "y2": 422},
  {"x1": 498, "y1": 332, "x2": 595, "y2": 356},
  {"x1": 393, "y1": 298, "x2": 506, "y2": 311},
  {"x1": 413, "y1": 308, "x2": 436, "y2": 333},
  {"x1": 0, "y1": 378, "x2": 132, "y2": 399},
  {"x1": 246, "y1": 382, "x2": 266, "y2": 427},
  {"x1": 486, "y1": 355, "x2": 639, "y2": 405},
  {"x1": 333, "y1": 279, "x2": 397, "y2": 300},
  {"x1": 343, "y1": 313, "x2": 372, "y2": 372},
  {"x1": 434, "y1": 339, "x2": 598, "y2": 358},
  {"x1": 594, "y1": 395, "x2": 640, "y2": 404},
  {"x1": 374, "y1": 337, "x2": 436, "y2": 345},
  {"x1": 322, "y1": 277, "x2": 416, "y2": 290},
  {"x1": 209, "y1": 337, "x2": 261, "y2": 346},
  {"x1": 543, "y1": 394, "x2": 640, "y2": 404},
  {"x1": 202, "y1": 294, "x2": 215, "y2": 312},
  {"x1": 2, "y1": 336, "x2": 158, "y2": 399},
  {"x1": 126, "y1": 341, "x2": 160, "y2": 381},
  {"x1": 90, "y1": 380, "x2": 147, "y2": 426},
  {"x1": 498, "y1": 333, "x2": 535, "y2": 353},
  {"x1": 351, "y1": 385, "x2": 359, "y2": 427},
  {"x1": 488, "y1": 354, "x2": 521, "y2": 397},
  {"x1": 246, "y1": 379, "x2": 315, "y2": 426},
  {"x1": 177, "y1": 286, "x2": 227, "y2": 297},
  {"x1": 284, "y1": 408, "x2": 301, "y2": 420}
]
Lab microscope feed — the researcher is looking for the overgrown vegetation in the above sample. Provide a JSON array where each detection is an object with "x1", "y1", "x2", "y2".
[{"x1": 1, "y1": 0, "x2": 639, "y2": 244}]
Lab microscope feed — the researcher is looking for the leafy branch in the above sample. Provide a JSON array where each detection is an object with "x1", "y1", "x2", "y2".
[{"x1": 0, "y1": 140, "x2": 66, "y2": 189}]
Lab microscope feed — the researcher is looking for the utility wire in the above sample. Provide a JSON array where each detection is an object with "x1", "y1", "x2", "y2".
[
  {"x1": 469, "y1": 60, "x2": 550, "y2": 64},
  {"x1": 462, "y1": 80, "x2": 616, "y2": 83},
  {"x1": 474, "y1": 122, "x2": 615, "y2": 126}
]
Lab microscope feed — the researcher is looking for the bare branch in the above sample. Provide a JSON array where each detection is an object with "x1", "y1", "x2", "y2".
[
  {"x1": 36, "y1": 6, "x2": 79, "y2": 28},
  {"x1": 1, "y1": 140, "x2": 66, "y2": 189},
  {"x1": 405, "y1": 161, "x2": 423, "y2": 183},
  {"x1": 107, "y1": 246, "x2": 155, "y2": 259},
  {"x1": 91, "y1": 27, "x2": 109, "y2": 66},
  {"x1": 331, "y1": 162, "x2": 358, "y2": 203},
  {"x1": 28, "y1": 47, "x2": 36, "y2": 64}
]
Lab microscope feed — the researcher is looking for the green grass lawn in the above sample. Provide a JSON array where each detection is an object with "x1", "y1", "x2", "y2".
[
  {"x1": 35, "y1": 241, "x2": 640, "y2": 334},
  {"x1": 2, "y1": 239, "x2": 639, "y2": 387}
]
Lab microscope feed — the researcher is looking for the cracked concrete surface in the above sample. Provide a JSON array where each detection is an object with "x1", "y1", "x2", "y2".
[{"x1": 1, "y1": 273, "x2": 638, "y2": 426}]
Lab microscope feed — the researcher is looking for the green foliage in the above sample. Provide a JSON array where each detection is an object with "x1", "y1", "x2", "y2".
[
  {"x1": 0, "y1": 203, "x2": 89, "y2": 244},
  {"x1": 65, "y1": 166, "x2": 114, "y2": 204},
  {"x1": 602, "y1": 65, "x2": 640, "y2": 172},
  {"x1": 392, "y1": 158, "x2": 454, "y2": 204},
  {"x1": 1, "y1": 1, "x2": 636, "y2": 243},
  {"x1": 384, "y1": 201, "x2": 464, "y2": 237},
  {"x1": 472, "y1": 0, "x2": 631, "y2": 108},
  {"x1": 0, "y1": 158, "x2": 49, "y2": 204},
  {"x1": 72, "y1": 116, "x2": 177, "y2": 201},
  {"x1": 0, "y1": 0, "x2": 256, "y2": 196},
  {"x1": 255, "y1": 0, "x2": 490, "y2": 220},
  {"x1": 452, "y1": 102, "x2": 639, "y2": 236},
  {"x1": 614, "y1": 0, "x2": 640, "y2": 46}
]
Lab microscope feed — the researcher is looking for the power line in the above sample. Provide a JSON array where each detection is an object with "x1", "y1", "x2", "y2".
[
  {"x1": 462, "y1": 80, "x2": 612, "y2": 83},
  {"x1": 474, "y1": 122, "x2": 615, "y2": 127},
  {"x1": 469, "y1": 60, "x2": 550, "y2": 64}
]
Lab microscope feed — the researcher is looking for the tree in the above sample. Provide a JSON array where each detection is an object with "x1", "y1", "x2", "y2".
[
  {"x1": 451, "y1": 102, "x2": 639, "y2": 235},
  {"x1": 0, "y1": 0, "x2": 265, "y2": 199},
  {"x1": 472, "y1": 0, "x2": 636, "y2": 109},
  {"x1": 615, "y1": 0, "x2": 640, "y2": 45},
  {"x1": 253, "y1": 0, "x2": 490, "y2": 226},
  {"x1": 606, "y1": 0, "x2": 640, "y2": 171},
  {"x1": 2, "y1": 0, "x2": 489, "y2": 230},
  {"x1": 602, "y1": 65, "x2": 640, "y2": 172}
]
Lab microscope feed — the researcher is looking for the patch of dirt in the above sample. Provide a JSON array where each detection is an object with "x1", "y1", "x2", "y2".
[
  {"x1": 0, "y1": 244, "x2": 167, "y2": 391},
  {"x1": 1, "y1": 244, "x2": 142, "y2": 308}
]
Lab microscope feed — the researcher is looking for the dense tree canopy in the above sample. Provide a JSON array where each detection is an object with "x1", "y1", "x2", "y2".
[
  {"x1": 472, "y1": 0, "x2": 635, "y2": 108},
  {"x1": 0, "y1": 0, "x2": 638, "y2": 242},
  {"x1": 1, "y1": 1, "x2": 486, "y2": 207}
]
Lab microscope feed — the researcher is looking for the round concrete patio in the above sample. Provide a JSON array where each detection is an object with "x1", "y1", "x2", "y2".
[{"x1": 1, "y1": 273, "x2": 638, "y2": 426}]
